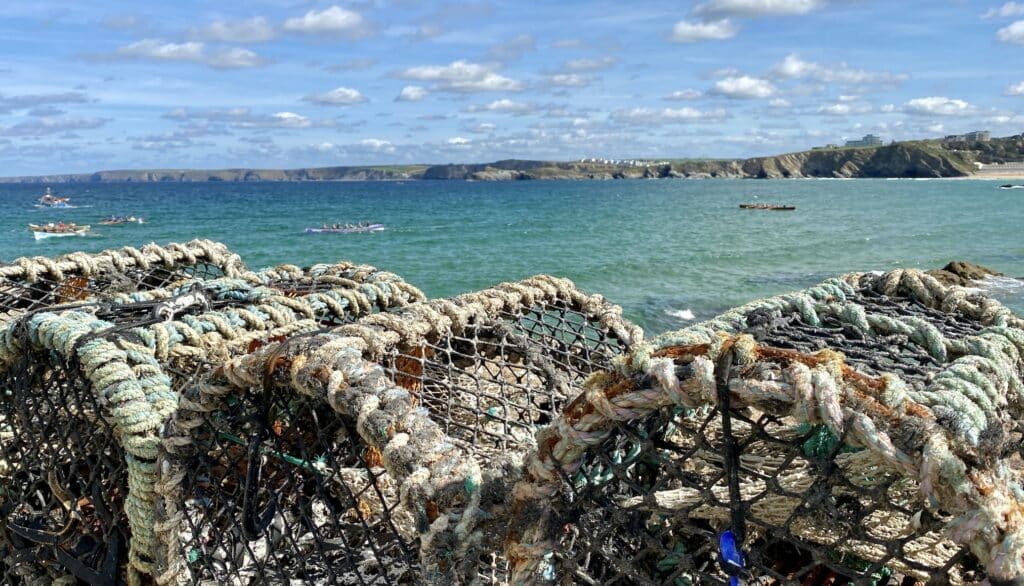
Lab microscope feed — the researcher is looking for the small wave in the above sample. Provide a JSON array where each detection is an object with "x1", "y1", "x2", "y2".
[
  {"x1": 665, "y1": 308, "x2": 695, "y2": 320},
  {"x1": 976, "y1": 275, "x2": 1024, "y2": 292}
]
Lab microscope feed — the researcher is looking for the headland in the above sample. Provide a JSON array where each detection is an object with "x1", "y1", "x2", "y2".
[{"x1": 2, "y1": 134, "x2": 1022, "y2": 183}]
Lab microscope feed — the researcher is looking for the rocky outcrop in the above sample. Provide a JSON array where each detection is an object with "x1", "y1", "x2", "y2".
[{"x1": 927, "y1": 261, "x2": 1003, "y2": 287}]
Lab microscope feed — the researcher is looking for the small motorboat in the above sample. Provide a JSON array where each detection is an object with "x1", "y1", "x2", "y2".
[
  {"x1": 29, "y1": 222, "x2": 91, "y2": 240},
  {"x1": 998, "y1": 184, "x2": 1024, "y2": 190},
  {"x1": 35, "y1": 187, "x2": 75, "y2": 209},
  {"x1": 305, "y1": 223, "x2": 385, "y2": 234},
  {"x1": 99, "y1": 215, "x2": 145, "y2": 225},
  {"x1": 739, "y1": 203, "x2": 797, "y2": 211}
]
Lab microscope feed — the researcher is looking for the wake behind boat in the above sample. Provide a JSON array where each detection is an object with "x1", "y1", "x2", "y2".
[
  {"x1": 29, "y1": 222, "x2": 90, "y2": 240},
  {"x1": 35, "y1": 187, "x2": 75, "y2": 209},
  {"x1": 305, "y1": 222, "x2": 385, "y2": 234}
]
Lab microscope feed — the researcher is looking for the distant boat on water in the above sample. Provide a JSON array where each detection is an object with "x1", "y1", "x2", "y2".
[
  {"x1": 99, "y1": 215, "x2": 145, "y2": 225},
  {"x1": 305, "y1": 222, "x2": 385, "y2": 234},
  {"x1": 739, "y1": 203, "x2": 797, "y2": 211},
  {"x1": 998, "y1": 184, "x2": 1024, "y2": 190},
  {"x1": 35, "y1": 187, "x2": 75, "y2": 209},
  {"x1": 29, "y1": 222, "x2": 91, "y2": 240}
]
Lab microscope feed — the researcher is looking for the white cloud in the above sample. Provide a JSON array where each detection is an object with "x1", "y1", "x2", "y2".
[
  {"x1": 467, "y1": 99, "x2": 536, "y2": 115},
  {"x1": 167, "y1": 107, "x2": 327, "y2": 129},
  {"x1": 359, "y1": 138, "x2": 395, "y2": 153},
  {"x1": 549, "y1": 73, "x2": 592, "y2": 87},
  {"x1": 563, "y1": 56, "x2": 617, "y2": 72},
  {"x1": 468, "y1": 122, "x2": 497, "y2": 133},
  {"x1": 997, "y1": 20, "x2": 1024, "y2": 44},
  {"x1": 664, "y1": 89, "x2": 703, "y2": 100},
  {"x1": 925, "y1": 123, "x2": 944, "y2": 133},
  {"x1": 1007, "y1": 81, "x2": 1024, "y2": 95},
  {"x1": 693, "y1": 0, "x2": 825, "y2": 19},
  {"x1": 612, "y1": 106, "x2": 727, "y2": 125},
  {"x1": 117, "y1": 39, "x2": 204, "y2": 61},
  {"x1": 819, "y1": 103, "x2": 849, "y2": 115},
  {"x1": 1, "y1": 116, "x2": 108, "y2": 137},
  {"x1": 769, "y1": 98, "x2": 791, "y2": 107},
  {"x1": 270, "y1": 112, "x2": 312, "y2": 128},
  {"x1": 712, "y1": 75, "x2": 776, "y2": 98},
  {"x1": 113, "y1": 39, "x2": 264, "y2": 68},
  {"x1": 193, "y1": 17, "x2": 275, "y2": 42},
  {"x1": 670, "y1": 19, "x2": 738, "y2": 43},
  {"x1": 983, "y1": 2, "x2": 1024, "y2": 18},
  {"x1": 395, "y1": 86, "x2": 428, "y2": 101},
  {"x1": 0, "y1": 92, "x2": 89, "y2": 114},
  {"x1": 304, "y1": 86, "x2": 367, "y2": 105},
  {"x1": 880, "y1": 104, "x2": 896, "y2": 113},
  {"x1": 817, "y1": 101, "x2": 870, "y2": 116},
  {"x1": 771, "y1": 54, "x2": 905, "y2": 84},
  {"x1": 903, "y1": 96, "x2": 974, "y2": 116},
  {"x1": 206, "y1": 47, "x2": 264, "y2": 69},
  {"x1": 393, "y1": 60, "x2": 523, "y2": 92},
  {"x1": 446, "y1": 136, "x2": 471, "y2": 145},
  {"x1": 283, "y1": 6, "x2": 370, "y2": 39}
]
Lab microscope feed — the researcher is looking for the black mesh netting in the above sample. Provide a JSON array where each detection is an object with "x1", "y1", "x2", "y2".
[
  {"x1": 535, "y1": 289, "x2": 1003, "y2": 585},
  {"x1": 0, "y1": 338, "x2": 130, "y2": 584},
  {"x1": 0, "y1": 261, "x2": 228, "y2": 326}
]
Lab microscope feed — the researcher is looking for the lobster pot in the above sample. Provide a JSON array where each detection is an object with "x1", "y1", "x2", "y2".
[
  {"x1": 153, "y1": 279, "x2": 638, "y2": 584},
  {"x1": 0, "y1": 341, "x2": 130, "y2": 585},
  {"x1": 0, "y1": 261, "x2": 425, "y2": 584},
  {"x1": 0, "y1": 240, "x2": 246, "y2": 325},
  {"x1": 516, "y1": 273, "x2": 1023, "y2": 585}
]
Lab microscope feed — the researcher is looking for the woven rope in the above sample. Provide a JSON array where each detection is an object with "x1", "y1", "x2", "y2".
[
  {"x1": 0, "y1": 239, "x2": 245, "y2": 283},
  {"x1": 505, "y1": 269, "x2": 1024, "y2": 584}
]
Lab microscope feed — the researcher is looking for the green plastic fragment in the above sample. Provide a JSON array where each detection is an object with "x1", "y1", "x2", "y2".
[{"x1": 798, "y1": 424, "x2": 862, "y2": 460}]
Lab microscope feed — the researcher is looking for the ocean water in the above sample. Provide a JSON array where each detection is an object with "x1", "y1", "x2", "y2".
[{"x1": 1, "y1": 179, "x2": 1022, "y2": 334}]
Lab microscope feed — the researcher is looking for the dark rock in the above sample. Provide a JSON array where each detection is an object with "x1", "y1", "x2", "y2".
[
  {"x1": 926, "y1": 270, "x2": 969, "y2": 287},
  {"x1": 943, "y1": 261, "x2": 1001, "y2": 281}
]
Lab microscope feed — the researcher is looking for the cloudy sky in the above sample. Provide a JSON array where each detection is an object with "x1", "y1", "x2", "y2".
[{"x1": 2, "y1": 0, "x2": 1024, "y2": 175}]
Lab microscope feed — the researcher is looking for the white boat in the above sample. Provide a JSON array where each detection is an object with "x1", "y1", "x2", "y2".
[
  {"x1": 35, "y1": 187, "x2": 75, "y2": 209},
  {"x1": 305, "y1": 223, "x2": 385, "y2": 234},
  {"x1": 29, "y1": 223, "x2": 91, "y2": 240},
  {"x1": 998, "y1": 184, "x2": 1024, "y2": 190}
]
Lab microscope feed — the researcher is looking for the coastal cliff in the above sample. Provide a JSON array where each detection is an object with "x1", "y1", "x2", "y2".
[
  {"x1": 2, "y1": 136, "x2": 1019, "y2": 183},
  {"x1": 738, "y1": 142, "x2": 975, "y2": 179}
]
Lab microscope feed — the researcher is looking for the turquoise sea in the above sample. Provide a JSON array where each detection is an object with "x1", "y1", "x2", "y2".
[{"x1": 1, "y1": 179, "x2": 1022, "y2": 334}]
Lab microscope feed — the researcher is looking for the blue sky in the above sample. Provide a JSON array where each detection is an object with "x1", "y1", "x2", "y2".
[{"x1": 1, "y1": 0, "x2": 1023, "y2": 174}]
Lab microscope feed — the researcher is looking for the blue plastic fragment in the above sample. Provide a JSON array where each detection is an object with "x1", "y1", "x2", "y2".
[{"x1": 719, "y1": 529, "x2": 745, "y2": 585}]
